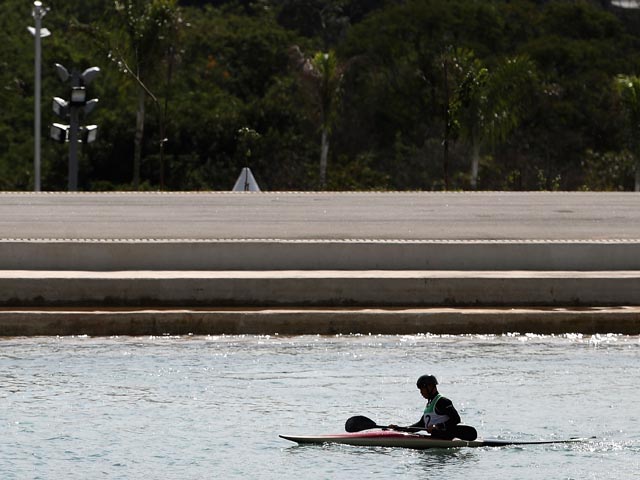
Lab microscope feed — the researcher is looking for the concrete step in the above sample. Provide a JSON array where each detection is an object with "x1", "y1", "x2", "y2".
[
  {"x1": 2, "y1": 239, "x2": 640, "y2": 270},
  {"x1": 0, "y1": 306, "x2": 638, "y2": 336},
  {"x1": 2, "y1": 270, "x2": 640, "y2": 307}
]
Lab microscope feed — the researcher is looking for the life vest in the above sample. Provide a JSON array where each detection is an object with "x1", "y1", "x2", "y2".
[{"x1": 423, "y1": 393, "x2": 449, "y2": 428}]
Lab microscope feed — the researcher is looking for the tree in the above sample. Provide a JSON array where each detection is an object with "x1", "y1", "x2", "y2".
[
  {"x1": 165, "y1": 4, "x2": 307, "y2": 190},
  {"x1": 76, "y1": 0, "x2": 183, "y2": 189},
  {"x1": 340, "y1": 0, "x2": 505, "y2": 190},
  {"x1": 614, "y1": 75, "x2": 640, "y2": 191},
  {"x1": 519, "y1": 1, "x2": 630, "y2": 189},
  {"x1": 449, "y1": 49, "x2": 537, "y2": 189},
  {"x1": 117, "y1": 0, "x2": 182, "y2": 189},
  {"x1": 2, "y1": 0, "x2": 640, "y2": 192},
  {"x1": 0, "y1": 0, "x2": 35, "y2": 189},
  {"x1": 289, "y1": 47, "x2": 354, "y2": 188}
]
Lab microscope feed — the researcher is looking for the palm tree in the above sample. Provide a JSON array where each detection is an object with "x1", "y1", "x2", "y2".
[
  {"x1": 448, "y1": 49, "x2": 537, "y2": 189},
  {"x1": 614, "y1": 75, "x2": 640, "y2": 191},
  {"x1": 289, "y1": 46, "x2": 353, "y2": 189}
]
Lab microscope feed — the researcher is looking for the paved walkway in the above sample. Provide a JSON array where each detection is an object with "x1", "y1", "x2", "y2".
[{"x1": 1, "y1": 191, "x2": 639, "y2": 241}]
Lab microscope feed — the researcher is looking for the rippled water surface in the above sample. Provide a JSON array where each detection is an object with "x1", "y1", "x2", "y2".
[{"x1": 0, "y1": 334, "x2": 638, "y2": 479}]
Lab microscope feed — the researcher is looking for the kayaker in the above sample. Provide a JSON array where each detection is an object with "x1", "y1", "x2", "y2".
[{"x1": 390, "y1": 374, "x2": 461, "y2": 440}]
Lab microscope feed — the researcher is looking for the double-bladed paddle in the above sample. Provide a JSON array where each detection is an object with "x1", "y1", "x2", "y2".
[{"x1": 345, "y1": 415, "x2": 478, "y2": 441}]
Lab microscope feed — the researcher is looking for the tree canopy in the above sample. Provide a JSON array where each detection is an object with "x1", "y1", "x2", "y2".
[{"x1": 2, "y1": 0, "x2": 640, "y2": 191}]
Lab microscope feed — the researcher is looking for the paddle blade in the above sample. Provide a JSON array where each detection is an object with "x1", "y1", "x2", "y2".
[
  {"x1": 345, "y1": 415, "x2": 378, "y2": 432},
  {"x1": 455, "y1": 425, "x2": 478, "y2": 441}
]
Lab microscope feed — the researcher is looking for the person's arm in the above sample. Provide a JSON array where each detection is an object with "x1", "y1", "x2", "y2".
[
  {"x1": 388, "y1": 417, "x2": 425, "y2": 431},
  {"x1": 433, "y1": 397, "x2": 461, "y2": 432},
  {"x1": 409, "y1": 417, "x2": 425, "y2": 429}
]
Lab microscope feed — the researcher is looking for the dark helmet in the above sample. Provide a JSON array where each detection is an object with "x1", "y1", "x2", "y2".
[{"x1": 416, "y1": 375, "x2": 438, "y2": 388}]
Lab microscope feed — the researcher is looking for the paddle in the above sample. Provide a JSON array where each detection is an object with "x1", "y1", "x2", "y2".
[
  {"x1": 345, "y1": 415, "x2": 478, "y2": 441},
  {"x1": 345, "y1": 415, "x2": 421, "y2": 433}
]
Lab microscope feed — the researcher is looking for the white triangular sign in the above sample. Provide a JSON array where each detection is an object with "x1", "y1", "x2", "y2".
[{"x1": 232, "y1": 167, "x2": 260, "y2": 192}]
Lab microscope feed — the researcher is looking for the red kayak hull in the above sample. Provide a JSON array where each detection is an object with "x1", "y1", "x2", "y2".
[{"x1": 279, "y1": 430, "x2": 589, "y2": 449}]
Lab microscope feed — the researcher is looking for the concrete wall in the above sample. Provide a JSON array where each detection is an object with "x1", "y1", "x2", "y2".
[{"x1": 2, "y1": 240, "x2": 640, "y2": 271}]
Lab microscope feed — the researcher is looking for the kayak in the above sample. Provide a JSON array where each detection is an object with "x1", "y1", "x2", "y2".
[{"x1": 279, "y1": 430, "x2": 589, "y2": 449}]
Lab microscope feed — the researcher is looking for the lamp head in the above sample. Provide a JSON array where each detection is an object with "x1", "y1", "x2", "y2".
[
  {"x1": 81, "y1": 67, "x2": 100, "y2": 85},
  {"x1": 54, "y1": 63, "x2": 69, "y2": 82},
  {"x1": 50, "y1": 123, "x2": 69, "y2": 143}
]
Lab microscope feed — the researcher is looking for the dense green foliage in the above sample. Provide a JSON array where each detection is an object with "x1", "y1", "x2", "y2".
[{"x1": 3, "y1": 0, "x2": 640, "y2": 191}]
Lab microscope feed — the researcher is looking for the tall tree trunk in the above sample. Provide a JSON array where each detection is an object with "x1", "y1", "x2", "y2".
[
  {"x1": 443, "y1": 58, "x2": 450, "y2": 191},
  {"x1": 320, "y1": 127, "x2": 329, "y2": 189},
  {"x1": 133, "y1": 85, "x2": 146, "y2": 190},
  {"x1": 470, "y1": 136, "x2": 480, "y2": 190},
  {"x1": 160, "y1": 45, "x2": 175, "y2": 190}
]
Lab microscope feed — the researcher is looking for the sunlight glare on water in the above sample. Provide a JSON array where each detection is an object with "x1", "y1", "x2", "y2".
[{"x1": 0, "y1": 334, "x2": 638, "y2": 479}]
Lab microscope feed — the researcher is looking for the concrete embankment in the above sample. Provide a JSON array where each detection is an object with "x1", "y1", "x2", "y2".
[{"x1": 2, "y1": 239, "x2": 640, "y2": 335}]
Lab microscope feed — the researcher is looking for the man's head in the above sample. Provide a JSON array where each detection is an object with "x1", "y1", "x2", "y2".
[{"x1": 417, "y1": 374, "x2": 438, "y2": 399}]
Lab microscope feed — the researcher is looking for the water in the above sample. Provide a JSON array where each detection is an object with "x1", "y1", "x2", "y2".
[{"x1": 0, "y1": 334, "x2": 638, "y2": 479}]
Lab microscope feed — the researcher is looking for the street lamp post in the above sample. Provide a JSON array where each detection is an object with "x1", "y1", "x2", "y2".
[{"x1": 28, "y1": 1, "x2": 51, "y2": 192}]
